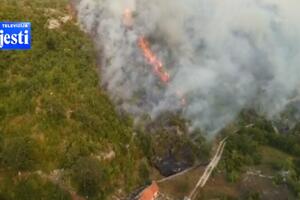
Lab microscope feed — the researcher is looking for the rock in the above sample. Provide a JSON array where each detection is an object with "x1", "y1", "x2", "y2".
[
  {"x1": 60, "y1": 15, "x2": 72, "y2": 23},
  {"x1": 97, "y1": 150, "x2": 116, "y2": 161},
  {"x1": 46, "y1": 15, "x2": 72, "y2": 30},
  {"x1": 47, "y1": 19, "x2": 61, "y2": 29},
  {"x1": 103, "y1": 150, "x2": 116, "y2": 160}
]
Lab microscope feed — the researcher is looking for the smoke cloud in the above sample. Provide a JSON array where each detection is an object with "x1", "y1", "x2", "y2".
[{"x1": 75, "y1": 0, "x2": 300, "y2": 137}]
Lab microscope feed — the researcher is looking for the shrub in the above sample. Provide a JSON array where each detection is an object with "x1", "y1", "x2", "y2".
[
  {"x1": 71, "y1": 157, "x2": 108, "y2": 198},
  {"x1": 1, "y1": 136, "x2": 40, "y2": 171},
  {"x1": 138, "y1": 162, "x2": 150, "y2": 185},
  {"x1": 14, "y1": 175, "x2": 71, "y2": 200}
]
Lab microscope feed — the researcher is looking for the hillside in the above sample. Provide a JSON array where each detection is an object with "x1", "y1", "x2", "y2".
[
  {"x1": 156, "y1": 112, "x2": 300, "y2": 200},
  {"x1": 0, "y1": 1, "x2": 150, "y2": 199},
  {"x1": 2, "y1": 1, "x2": 300, "y2": 200}
]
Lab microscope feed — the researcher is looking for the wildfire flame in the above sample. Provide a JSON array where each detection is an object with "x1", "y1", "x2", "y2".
[
  {"x1": 138, "y1": 37, "x2": 170, "y2": 83},
  {"x1": 123, "y1": 8, "x2": 133, "y2": 28},
  {"x1": 122, "y1": 8, "x2": 186, "y2": 106}
]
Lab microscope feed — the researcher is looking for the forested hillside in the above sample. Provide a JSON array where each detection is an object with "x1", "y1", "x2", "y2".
[{"x1": 0, "y1": 1, "x2": 151, "y2": 199}]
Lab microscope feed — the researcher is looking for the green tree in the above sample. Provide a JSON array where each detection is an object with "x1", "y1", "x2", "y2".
[
  {"x1": 1, "y1": 136, "x2": 40, "y2": 171},
  {"x1": 14, "y1": 175, "x2": 71, "y2": 200},
  {"x1": 71, "y1": 157, "x2": 108, "y2": 198},
  {"x1": 138, "y1": 162, "x2": 150, "y2": 185}
]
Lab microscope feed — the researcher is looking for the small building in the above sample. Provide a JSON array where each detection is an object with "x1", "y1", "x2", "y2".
[{"x1": 139, "y1": 181, "x2": 159, "y2": 200}]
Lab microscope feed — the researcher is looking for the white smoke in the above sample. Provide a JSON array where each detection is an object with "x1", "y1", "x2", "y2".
[{"x1": 75, "y1": 0, "x2": 300, "y2": 136}]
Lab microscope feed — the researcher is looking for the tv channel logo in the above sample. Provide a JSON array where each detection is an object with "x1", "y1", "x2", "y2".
[{"x1": 0, "y1": 22, "x2": 31, "y2": 50}]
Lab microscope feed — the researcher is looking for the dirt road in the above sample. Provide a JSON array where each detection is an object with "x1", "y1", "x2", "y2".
[{"x1": 188, "y1": 138, "x2": 227, "y2": 200}]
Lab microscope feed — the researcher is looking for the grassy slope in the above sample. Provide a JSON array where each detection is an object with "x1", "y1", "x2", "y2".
[
  {"x1": 200, "y1": 145, "x2": 295, "y2": 200},
  {"x1": 0, "y1": 0, "x2": 148, "y2": 199}
]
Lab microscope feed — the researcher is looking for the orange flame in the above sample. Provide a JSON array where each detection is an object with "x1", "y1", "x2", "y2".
[
  {"x1": 122, "y1": 9, "x2": 186, "y2": 105},
  {"x1": 138, "y1": 37, "x2": 170, "y2": 83},
  {"x1": 123, "y1": 8, "x2": 133, "y2": 28}
]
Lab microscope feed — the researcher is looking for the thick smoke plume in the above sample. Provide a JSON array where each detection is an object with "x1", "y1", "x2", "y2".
[{"x1": 75, "y1": 0, "x2": 300, "y2": 137}]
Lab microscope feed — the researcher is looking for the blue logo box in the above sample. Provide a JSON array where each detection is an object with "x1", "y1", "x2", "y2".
[{"x1": 0, "y1": 22, "x2": 31, "y2": 50}]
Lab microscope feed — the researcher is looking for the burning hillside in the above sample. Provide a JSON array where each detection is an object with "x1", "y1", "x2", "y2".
[{"x1": 75, "y1": 0, "x2": 300, "y2": 137}]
